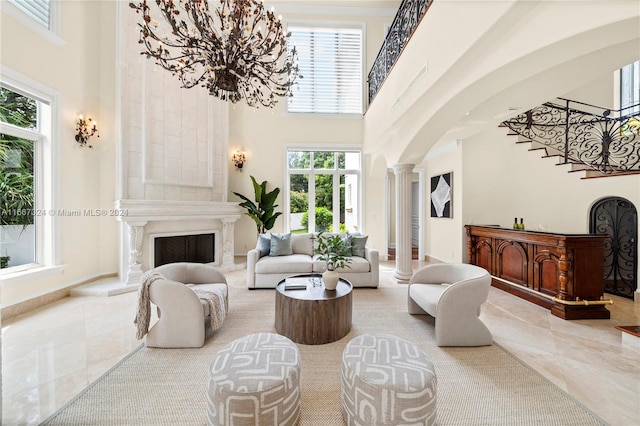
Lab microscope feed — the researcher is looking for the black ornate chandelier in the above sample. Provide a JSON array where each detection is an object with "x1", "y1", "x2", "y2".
[{"x1": 129, "y1": 0, "x2": 300, "y2": 108}]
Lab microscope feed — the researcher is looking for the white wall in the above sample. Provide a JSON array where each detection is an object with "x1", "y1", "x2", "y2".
[
  {"x1": 229, "y1": 8, "x2": 394, "y2": 253},
  {"x1": 422, "y1": 142, "x2": 464, "y2": 263},
  {"x1": 0, "y1": 1, "x2": 118, "y2": 307}
]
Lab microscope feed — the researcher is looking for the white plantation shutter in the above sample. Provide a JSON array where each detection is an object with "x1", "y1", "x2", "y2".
[
  {"x1": 288, "y1": 26, "x2": 363, "y2": 114},
  {"x1": 9, "y1": 0, "x2": 50, "y2": 29},
  {"x1": 621, "y1": 61, "x2": 640, "y2": 115}
]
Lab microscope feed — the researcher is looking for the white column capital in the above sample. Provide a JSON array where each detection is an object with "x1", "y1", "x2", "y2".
[{"x1": 392, "y1": 163, "x2": 415, "y2": 174}]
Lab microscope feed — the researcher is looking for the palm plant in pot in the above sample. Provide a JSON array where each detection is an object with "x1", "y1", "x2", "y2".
[
  {"x1": 233, "y1": 175, "x2": 282, "y2": 235},
  {"x1": 312, "y1": 232, "x2": 352, "y2": 290}
]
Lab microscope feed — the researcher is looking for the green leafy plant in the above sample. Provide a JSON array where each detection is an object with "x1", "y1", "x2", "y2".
[
  {"x1": 0, "y1": 255, "x2": 10, "y2": 269},
  {"x1": 301, "y1": 206, "x2": 332, "y2": 232},
  {"x1": 311, "y1": 231, "x2": 352, "y2": 271},
  {"x1": 233, "y1": 175, "x2": 282, "y2": 235}
]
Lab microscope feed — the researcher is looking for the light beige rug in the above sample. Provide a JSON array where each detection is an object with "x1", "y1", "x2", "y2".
[{"x1": 42, "y1": 283, "x2": 605, "y2": 425}]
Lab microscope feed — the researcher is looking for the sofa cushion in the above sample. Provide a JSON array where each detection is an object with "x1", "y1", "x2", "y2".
[
  {"x1": 291, "y1": 233, "x2": 314, "y2": 256},
  {"x1": 270, "y1": 233, "x2": 293, "y2": 256},
  {"x1": 350, "y1": 235, "x2": 368, "y2": 257},
  {"x1": 257, "y1": 234, "x2": 271, "y2": 258},
  {"x1": 256, "y1": 254, "x2": 313, "y2": 274}
]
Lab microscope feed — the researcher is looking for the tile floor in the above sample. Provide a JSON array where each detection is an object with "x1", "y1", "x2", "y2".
[{"x1": 2, "y1": 260, "x2": 640, "y2": 425}]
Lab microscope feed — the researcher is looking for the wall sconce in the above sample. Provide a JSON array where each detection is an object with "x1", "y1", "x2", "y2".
[
  {"x1": 232, "y1": 149, "x2": 246, "y2": 170},
  {"x1": 75, "y1": 114, "x2": 99, "y2": 148}
]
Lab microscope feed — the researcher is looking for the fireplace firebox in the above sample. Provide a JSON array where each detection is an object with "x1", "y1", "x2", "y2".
[{"x1": 154, "y1": 233, "x2": 215, "y2": 267}]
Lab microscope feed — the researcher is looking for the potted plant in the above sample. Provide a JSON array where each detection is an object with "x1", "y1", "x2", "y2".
[
  {"x1": 233, "y1": 175, "x2": 282, "y2": 235},
  {"x1": 312, "y1": 232, "x2": 352, "y2": 290}
]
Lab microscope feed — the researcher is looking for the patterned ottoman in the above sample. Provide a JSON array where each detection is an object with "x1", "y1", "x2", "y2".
[
  {"x1": 206, "y1": 333, "x2": 301, "y2": 426},
  {"x1": 341, "y1": 334, "x2": 437, "y2": 426}
]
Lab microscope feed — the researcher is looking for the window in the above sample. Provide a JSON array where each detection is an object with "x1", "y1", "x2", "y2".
[
  {"x1": 0, "y1": 75, "x2": 56, "y2": 275},
  {"x1": 8, "y1": 0, "x2": 51, "y2": 29},
  {"x1": 287, "y1": 25, "x2": 363, "y2": 114},
  {"x1": 620, "y1": 60, "x2": 640, "y2": 116},
  {"x1": 4, "y1": 0, "x2": 62, "y2": 43},
  {"x1": 287, "y1": 149, "x2": 361, "y2": 234}
]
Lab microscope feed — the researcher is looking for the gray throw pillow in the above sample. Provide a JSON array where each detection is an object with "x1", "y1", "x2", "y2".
[
  {"x1": 351, "y1": 235, "x2": 368, "y2": 257},
  {"x1": 270, "y1": 233, "x2": 293, "y2": 256},
  {"x1": 257, "y1": 234, "x2": 271, "y2": 258},
  {"x1": 341, "y1": 234, "x2": 353, "y2": 255}
]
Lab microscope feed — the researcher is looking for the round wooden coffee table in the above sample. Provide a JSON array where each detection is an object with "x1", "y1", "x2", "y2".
[{"x1": 275, "y1": 274, "x2": 353, "y2": 345}]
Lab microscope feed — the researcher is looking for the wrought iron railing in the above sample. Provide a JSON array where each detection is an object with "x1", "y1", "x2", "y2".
[
  {"x1": 367, "y1": 0, "x2": 432, "y2": 105},
  {"x1": 501, "y1": 98, "x2": 640, "y2": 175}
]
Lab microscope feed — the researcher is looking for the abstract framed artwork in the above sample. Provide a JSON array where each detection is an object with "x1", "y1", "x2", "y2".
[{"x1": 430, "y1": 172, "x2": 453, "y2": 218}]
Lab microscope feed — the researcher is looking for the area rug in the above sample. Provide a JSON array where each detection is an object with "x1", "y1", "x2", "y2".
[{"x1": 42, "y1": 284, "x2": 605, "y2": 425}]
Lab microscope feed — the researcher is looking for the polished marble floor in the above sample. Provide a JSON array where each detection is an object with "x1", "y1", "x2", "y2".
[{"x1": 2, "y1": 260, "x2": 640, "y2": 425}]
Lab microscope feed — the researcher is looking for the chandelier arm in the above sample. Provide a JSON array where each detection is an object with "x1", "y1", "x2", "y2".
[{"x1": 131, "y1": 0, "x2": 300, "y2": 108}]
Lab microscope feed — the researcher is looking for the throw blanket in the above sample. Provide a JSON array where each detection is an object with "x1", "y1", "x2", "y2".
[
  {"x1": 134, "y1": 270, "x2": 165, "y2": 340},
  {"x1": 192, "y1": 287, "x2": 227, "y2": 332},
  {"x1": 134, "y1": 270, "x2": 227, "y2": 340}
]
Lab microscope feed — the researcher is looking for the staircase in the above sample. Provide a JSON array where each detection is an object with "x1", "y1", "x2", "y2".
[{"x1": 501, "y1": 98, "x2": 640, "y2": 178}]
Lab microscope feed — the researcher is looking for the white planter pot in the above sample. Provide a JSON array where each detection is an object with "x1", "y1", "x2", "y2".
[{"x1": 322, "y1": 269, "x2": 339, "y2": 291}]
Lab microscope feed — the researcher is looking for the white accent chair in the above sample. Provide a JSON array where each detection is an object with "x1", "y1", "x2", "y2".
[
  {"x1": 146, "y1": 262, "x2": 228, "y2": 348},
  {"x1": 408, "y1": 263, "x2": 492, "y2": 347}
]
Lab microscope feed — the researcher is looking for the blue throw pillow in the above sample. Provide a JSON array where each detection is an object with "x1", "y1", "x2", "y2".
[
  {"x1": 351, "y1": 235, "x2": 368, "y2": 257},
  {"x1": 270, "y1": 233, "x2": 293, "y2": 256},
  {"x1": 257, "y1": 234, "x2": 271, "y2": 258}
]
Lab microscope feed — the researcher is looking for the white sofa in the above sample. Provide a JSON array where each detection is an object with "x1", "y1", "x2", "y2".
[{"x1": 247, "y1": 232, "x2": 379, "y2": 289}]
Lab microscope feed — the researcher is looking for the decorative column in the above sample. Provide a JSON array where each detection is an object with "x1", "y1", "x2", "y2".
[
  {"x1": 393, "y1": 163, "x2": 415, "y2": 282},
  {"x1": 221, "y1": 218, "x2": 238, "y2": 269},
  {"x1": 126, "y1": 220, "x2": 147, "y2": 285}
]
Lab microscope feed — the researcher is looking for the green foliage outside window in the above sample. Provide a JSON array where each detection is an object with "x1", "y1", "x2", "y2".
[
  {"x1": 290, "y1": 191, "x2": 308, "y2": 213},
  {"x1": 0, "y1": 87, "x2": 36, "y2": 226},
  {"x1": 301, "y1": 206, "x2": 333, "y2": 232}
]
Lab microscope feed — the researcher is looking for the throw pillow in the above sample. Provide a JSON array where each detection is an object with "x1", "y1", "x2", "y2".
[
  {"x1": 341, "y1": 234, "x2": 353, "y2": 255},
  {"x1": 257, "y1": 234, "x2": 271, "y2": 258},
  {"x1": 270, "y1": 233, "x2": 293, "y2": 256},
  {"x1": 351, "y1": 235, "x2": 368, "y2": 257}
]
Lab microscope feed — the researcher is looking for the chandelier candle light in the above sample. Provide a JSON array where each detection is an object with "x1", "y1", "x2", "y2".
[{"x1": 129, "y1": 0, "x2": 301, "y2": 108}]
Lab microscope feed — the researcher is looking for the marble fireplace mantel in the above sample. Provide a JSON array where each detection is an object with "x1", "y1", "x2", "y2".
[{"x1": 115, "y1": 199, "x2": 243, "y2": 288}]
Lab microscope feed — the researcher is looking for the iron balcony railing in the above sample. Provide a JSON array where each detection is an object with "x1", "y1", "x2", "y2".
[
  {"x1": 501, "y1": 98, "x2": 640, "y2": 175},
  {"x1": 367, "y1": 0, "x2": 432, "y2": 105}
]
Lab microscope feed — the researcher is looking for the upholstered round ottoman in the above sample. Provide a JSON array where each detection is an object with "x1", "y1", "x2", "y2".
[
  {"x1": 206, "y1": 333, "x2": 301, "y2": 426},
  {"x1": 341, "y1": 334, "x2": 437, "y2": 425}
]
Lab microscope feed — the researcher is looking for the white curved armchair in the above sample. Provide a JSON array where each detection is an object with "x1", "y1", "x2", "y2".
[
  {"x1": 146, "y1": 262, "x2": 228, "y2": 348},
  {"x1": 408, "y1": 263, "x2": 492, "y2": 347}
]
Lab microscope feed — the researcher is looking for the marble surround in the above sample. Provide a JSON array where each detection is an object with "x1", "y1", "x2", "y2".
[
  {"x1": 115, "y1": 4, "x2": 238, "y2": 290},
  {"x1": 2, "y1": 260, "x2": 639, "y2": 425}
]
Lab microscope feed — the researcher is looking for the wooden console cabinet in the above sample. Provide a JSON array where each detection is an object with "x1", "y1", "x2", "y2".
[{"x1": 465, "y1": 225, "x2": 611, "y2": 320}]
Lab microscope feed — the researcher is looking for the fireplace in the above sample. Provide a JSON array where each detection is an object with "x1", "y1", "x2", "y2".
[
  {"x1": 115, "y1": 199, "x2": 243, "y2": 286},
  {"x1": 154, "y1": 233, "x2": 215, "y2": 267}
]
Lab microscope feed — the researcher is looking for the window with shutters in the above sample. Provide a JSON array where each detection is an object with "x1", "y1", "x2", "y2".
[
  {"x1": 4, "y1": 0, "x2": 61, "y2": 42},
  {"x1": 620, "y1": 61, "x2": 640, "y2": 116},
  {"x1": 287, "y1": 25, "x2": 363, "y2": 115},
  {"x1": 8, "y1": 0, "x2": 50, "y2": 28}
]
